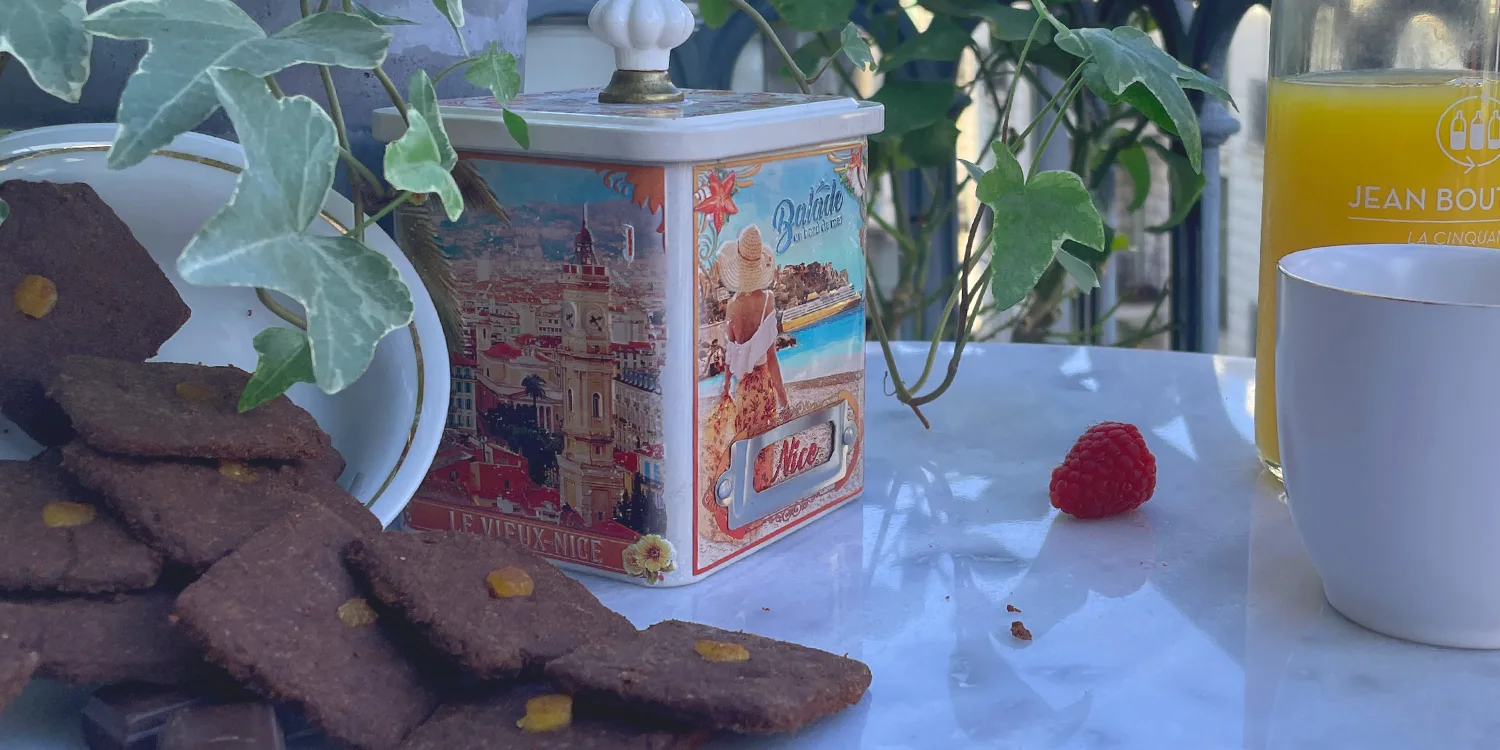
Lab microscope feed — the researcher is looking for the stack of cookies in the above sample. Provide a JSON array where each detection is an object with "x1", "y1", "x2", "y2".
[{"x1": 1, "y1": 357, "x2": 872, "y2": 749}]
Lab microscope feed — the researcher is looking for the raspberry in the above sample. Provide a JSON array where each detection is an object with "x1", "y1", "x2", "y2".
[{"x1": 1049, "y1": 422, "x2": 1156, "y2": 519}]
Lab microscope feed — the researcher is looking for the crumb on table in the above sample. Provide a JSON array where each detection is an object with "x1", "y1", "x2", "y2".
[{"x1": 1010, "y1": 621, "x2": 1032, "y2": 641}]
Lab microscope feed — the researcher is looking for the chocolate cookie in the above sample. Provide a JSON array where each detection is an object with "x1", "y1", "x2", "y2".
[
  {"x1": 0, "y1": 592, "x2": 200, "y2": 686},
  {"x1": 0, "y1": 642, "x2": 39, "y2": 713},
  {"x1": 545, "y1": 620, "x2": 871, "y2": 734},
  {"x1": 62, "y1": 442, "x2": 379, "y2": 571},
  {"x1": 48, "y1": 356, "x2": 327, "y2": 460},
  {"x1": 347, "y1": 531, "x2": 635, "y2": 680},
  {"x1": 0, "y1": 461, "x2": 161, "y2": 594},
  {"x1": 0, "y1": 181, "x2": 191, "y2": 446},
  {"x1": 174, "y1": 506, "x2": 436, "y2": 750},
  {"x1": 398, "y1": 684, "x2": 706, "y2": 750},
  {"x1": 158, "y1": 703, "x2": 285, "y2": 750}
]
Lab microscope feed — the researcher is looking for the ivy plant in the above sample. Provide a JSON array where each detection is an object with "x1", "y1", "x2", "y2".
[
  {"x1": 0, "y1": 0, "x2": 529, "y2": 411},
  {"x1": 705, "y1": 0, "x2": 1234, "y2": 426}
]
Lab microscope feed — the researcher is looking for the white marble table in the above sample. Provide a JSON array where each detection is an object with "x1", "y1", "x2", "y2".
[{"x1": 6, "y1": 343, "x2": 1496, "y2": 749}]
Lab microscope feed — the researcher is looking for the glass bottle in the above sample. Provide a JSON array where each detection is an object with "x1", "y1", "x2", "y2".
[{"x1": 1256, "y1": 0, "x2": 1500, "y2": 478}]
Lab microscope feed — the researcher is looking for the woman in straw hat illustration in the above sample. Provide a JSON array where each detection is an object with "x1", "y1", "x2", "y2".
[{"x1": 701, "y1": 225, "x2": 790, "y2": 537}]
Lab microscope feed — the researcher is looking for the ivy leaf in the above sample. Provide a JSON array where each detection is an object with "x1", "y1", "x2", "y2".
[
  {"x1": 921, "y1": 0, "x2": 1050, "y2": 44},
  {"x1": 769, "y1": 0, "x2": 855, "y2": 33},
  {"x1": 0, "y1": 198, "x2": 8, "y2": 228},
  {"x1": 406, "y1": 69, "x2": 455, "y2": 170},
  {"x1": 1145, "y1": 142, "x2": 1204, "y2": 232},
  {"x1": 788, "y1": 35, "x2": 838, "y2": 78},
  {"x1": 1117, "y1": 143, "x2": 1151, "y2": 211},
  {"x1": 350, "y1": 1, "x2": 415, "y2": 26},
  {"x1": 957, "y1": 158, "x2": 986, "y2": 184},
  {"x1": 177, "y1": 67, "x2": 414, "y2": 395},
  {"x1": 85, "y1": 0, "x2": 390, "y2": 170},
  {"x1": 240, "y1": 326, "x2": 316, "y2": 412},
  {"x1": 387, "y1": 110, "x2": 463, "y2": 221},
  {"x1": 430, "y1": 0, "x2": 466, "y2": 53},
  {"x1": 465, "y1": 42, "x2": 521, "y2": 103},
  {"x1": 502, "y1": 109, "x2": 530, "y2": 149},
  {"x1": 1054, "y1": 249, "x2": 1099, "y2": 290},
  {"x1": 699, "y1": 0, "x2": 734, "y2": 29},
  {"x1": 979, "y1": 144, "x2": 1104, "y2": 311},
  {"x1": 0, "y1": 0, "x2": 92, "y2": 102},
  {"x1": 880, "y1": 16, "x2": 969, "y2": 71},
  {"x1": 870, "y1": 80, "x2": 955, "y2": 139},
  {"x1": 840, "y1": 23, "x2": 874, "y2": 72},
  {"x1": 1031, "y1": 0, "x2": 1228, "y2": 172}
]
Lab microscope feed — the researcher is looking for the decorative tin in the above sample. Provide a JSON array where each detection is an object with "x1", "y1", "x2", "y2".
[{"x1": 373, "y1": 0, "x2": 883, "y2": 585}]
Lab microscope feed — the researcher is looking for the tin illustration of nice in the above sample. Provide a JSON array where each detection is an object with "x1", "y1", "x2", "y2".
[
  {"x1": 372, "y1": 0, "x2": 883, "y2": 585},
  {"x1": 1255, "y1": 0, "x2": 1500, "y2": 479}
]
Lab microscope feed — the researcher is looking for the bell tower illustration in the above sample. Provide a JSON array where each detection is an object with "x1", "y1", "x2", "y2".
[{"x1": 557, "y1": 204, "x2": 621, "y2": 525}]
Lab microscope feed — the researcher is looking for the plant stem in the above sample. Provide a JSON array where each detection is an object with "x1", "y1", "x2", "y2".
[
  {"x1": 1029, "y1": 77, "x2": 1086, "y2": 174},
  {"x1": 375, "y1": 68, "x2": 409, "y2": 125},
  {"x1": 257, "y1": 288, "x2": 308, "y2": 330},
  {"x1": 1015, "y1": 61, "x2": 1087, "y2": 147},
  {"x1": 433, "y1": 56, "x2": 479, "y2": 86},
  {"x1": 998, "y1": 18, "x2": 1043, "y2": 138},
  {"x1": 0, "y1": 53, "x2": 10, "y2": 81},
  {"x1": 351, "y1": 191, "x2": 412, "y2": 234},
  {"x1": 264, "y1": 76, "x2": 285, "y2": 98},
  {"x1": 727, "y1": 0, "x2": 812, "y2": 95},
  {"x1": 1088, "y1": 115, "x2": 1148, "y2": 192},
  {"x1": 339, "y1": 148, "x2": 382, "y2": 193}
]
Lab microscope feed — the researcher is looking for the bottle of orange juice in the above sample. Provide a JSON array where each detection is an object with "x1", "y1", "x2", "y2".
[{"x1": 1256, "y1": 1, "x2": 1500, "y2": 478}]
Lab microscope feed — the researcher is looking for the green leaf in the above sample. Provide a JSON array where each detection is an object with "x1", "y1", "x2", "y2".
[
  {"x1": 1063, "y1": 223, "x2": 1115, "y2": 264},
  {"x1": 465, "y1": 42, "x2": 520, "y2": 103},
  {"x1": 240, "y1": 326, "x2": 317, "y2": 412},
  {"x1": 900, "y1": 120, "x2": 959, "y2": 168},
  {"x1": 386, "y1": 110, "x2": 463, "y2": 221},
  {"x1": 85, "y1": 0, "x2": 390, "y2": 170},
  {"x1": 1145, "y1": 142, "x2": 1204, "y2": 232},
  {"x1": 1054, "y1": 248, "x2": 1099, "y2": 290},
  {"x1": 431, "y1": 0, "x2": 466, "y2": 52},
  {"x1": 958, "y1": 158, "x2": 986, "y2": 184},
  {"x1": 0, "y1": 0, "x2": 92, "y2": 102},
  {"x1": 880, "y1": 16, "x2": 969, "y2": 71},
  {"x1": 840, "y1": 23, "x2": 875, "y2": 71},
  {"x1": 502, "y1": 108, "x2": 530, "y2": 150},
  {"x1": 406, "y1": 69, "x2": 455, "y2": 170},
  {"x1": 769, "y1": 0, "x2": 855, "y2": 33},
  {"x1": 699, "y1": 0, "x2": 734, "y2": 29},
  {"x1": 350, "y1": 1, "x2": 415, "y2": 25},
  {"x1": 177, "y1": 67, "x2": 414, "y2": 395},
  {"x1": 979, "y1": 144, "x2": 1104, "y2": 311},
  {"x1": 870, "y1": 80, "x2": 954, "y2": 138},
  {"x1": 0, "y1": 198, "x2": 8, "y2": 228},
  {"x1": 921, "y1": 0, "x2": 1050, "y2": 44},
  {"x1": 787, "y1": 36, "x2": 838, "y2": 79},
  {"x1": 1117, "y1": 143, "x2": 1151, "y2": 211}
]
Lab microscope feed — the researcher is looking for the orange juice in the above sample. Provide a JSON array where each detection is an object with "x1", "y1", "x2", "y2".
[{"x1": 1257, "y1": 71, "x2": 1500, "y2": 474}]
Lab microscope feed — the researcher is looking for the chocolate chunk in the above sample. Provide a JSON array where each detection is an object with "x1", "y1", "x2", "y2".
[
  {"x1": 0, "y1": 181, "x2": 190, "y2": 446},
  {"x1": 0, "y1": 642, "x2": 40, "y2": 713},
  {"x1": 0, "y1": 461, "x2": 161, "y2": 594},
  {"x1": 398, "y1": 684, "x2": 707, "y2": 750},
  {"x1": 62, "y1": 442, "x2": 379, "y2": 571},
  {"x1": 174, "y1": 506, "x2": 437, "y2": 750},
  {"x1": 47, "y1": 356, "x2": 327, "y2": 460},
  {"x1": 81, "y1": 683, "x2": 205, "y2": 750},
  {"x1": 545, "y1": 620, "x2": 871, "y2": 734},
  {"x1": 347, "y1": 531, "x2": 635, "y2": 680},
  {"x1": 0, "y1": 592, "x2": 200, "y2": 686},
  {"x1": 159, "y1": 703, "x2": 285, "y2": 750}
]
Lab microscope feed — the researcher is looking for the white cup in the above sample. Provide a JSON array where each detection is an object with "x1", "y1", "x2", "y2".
[{"x1": 1277, "y1": 243, "x2": 1500, "y2": 649}]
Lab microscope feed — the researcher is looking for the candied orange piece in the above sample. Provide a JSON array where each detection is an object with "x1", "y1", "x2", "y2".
[
  {"x1": 217, "y1": 460, "x2": 258, "y2": 484},
  {"x1": 694, "y1": 638, "x2": 750, "y2": 663},
  {"x1": 13, "y1": 275, "x2": 57, "y2": 319},
  {"x1": 41, "y1": 501, "x2": 96, "y2": 528},
  {"x1": 486, "y1": 566, "x2": 534, "y2": 599},
  {"x1": 516, "y1": 694, "x2": 571, "y2": 733},
  {"x1": 336, "y1": 598, "x2": 378, "y2": 628}
]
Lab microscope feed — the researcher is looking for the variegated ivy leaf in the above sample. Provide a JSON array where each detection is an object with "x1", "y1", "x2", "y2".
[
  {"x1": 430, "y1": 0, "x2": 466, "y2": 53},
  {"x1": 0, "y1": 0, "x2": 92, "y2": 102},
  {"x1": 840, "y1": 23, "x2": 874, "y2": 72},
  {"x1": 350, "y1": 1, "x2": 415, "y2": 26},
  {"x1": 84, "y1": 0, "x2": 390, "y2": 170},
  {"x1": 386, "y1": 71, "x2": 463, "y2": 221},
  {"x1": 177, "y1": 68, "x2": 414, "y2": 395},
  {"x1": 465, "y1": 42, "x2": 520, "y2": 103},
  {"x1": 240, "y1": 326, "x2": 316, "y2": 412},
  {"x1": 979, "y1": 143, "x2": 1104, "y2": 310},
  {"x1": 1030, "y1": 0, "x2": 1231, "y2": 172},
  {"x1": 502, "y1": 109, "x2": 530, "y2": 149}
]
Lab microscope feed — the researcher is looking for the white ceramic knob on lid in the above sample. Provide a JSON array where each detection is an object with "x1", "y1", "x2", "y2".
[{"x1": 589, "y1": 0, "x2": 695, "y2": 104}]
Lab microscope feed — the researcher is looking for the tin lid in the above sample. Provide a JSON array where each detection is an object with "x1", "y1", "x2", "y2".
[{"x1": 371, "y1": 0, "x2": 883, "y2": 163}]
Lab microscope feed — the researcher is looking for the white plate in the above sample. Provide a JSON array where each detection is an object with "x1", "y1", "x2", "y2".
[{"x1": 0, "y1": 123, "x2": 449, "y2": 527}]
